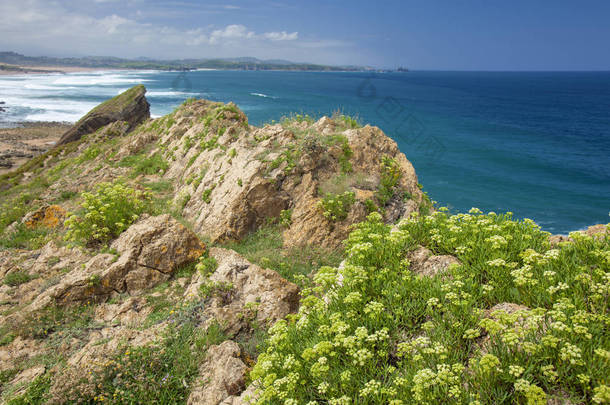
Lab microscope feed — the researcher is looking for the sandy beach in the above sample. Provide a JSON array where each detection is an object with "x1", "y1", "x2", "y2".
[
  {"x1": 0, "y1": 64, "x2": 126, "y2": 76},
  {"x1": 0, "y1": 122, "x2": 70, "y2": 174}
]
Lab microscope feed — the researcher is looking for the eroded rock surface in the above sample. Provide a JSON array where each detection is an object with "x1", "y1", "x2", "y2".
[
  {"x1": 57, "y1": 85, "x2": 150, "y2": 146},
  {"x1": 29, "y1": 214, "x2": 205, "y2": 308},
  {"x1": 407, "y1": 246, "x2": 461, "y2": 277}
]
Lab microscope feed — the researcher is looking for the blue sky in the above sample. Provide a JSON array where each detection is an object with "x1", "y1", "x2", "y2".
[{"x1": 1, "y1": 0, "x2": 609, "y2": 70}]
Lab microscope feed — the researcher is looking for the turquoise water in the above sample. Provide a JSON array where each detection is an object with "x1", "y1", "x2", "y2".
[{"x1": 1, "y1": 70, "x2": 608, "y2": 233}]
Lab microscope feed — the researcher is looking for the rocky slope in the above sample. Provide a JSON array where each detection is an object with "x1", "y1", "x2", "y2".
[
  {"x1": 2, "y1": 86, "x2": 605, "y2": 404},
  {"x1": 0, "y1": 86, "x2": 428, "y2": 403}
]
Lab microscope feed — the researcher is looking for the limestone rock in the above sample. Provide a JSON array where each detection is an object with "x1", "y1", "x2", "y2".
[
  {"x1": 185, "y1": 248, "x2": 300, "y2": 336},
  {"x1": 187, "y1": 340, "x2": 247, "y2": 405},
  {"x1": 29, "y1": 214, "x2": 205, "y2": 307},
  {"x1": 407, "y1": 246, "x2": 461, "y2": 277},
  {"x1": 57, "y1": 85, "x2": 150, "y2": 146},
  {"x1": 146, "y1": 100, "x2": 424, "y2": 248}
]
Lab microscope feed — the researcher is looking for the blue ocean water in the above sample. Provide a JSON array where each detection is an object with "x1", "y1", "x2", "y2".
[{"x1": 1, "y1": 70, "x2": 608, "y2": 233}]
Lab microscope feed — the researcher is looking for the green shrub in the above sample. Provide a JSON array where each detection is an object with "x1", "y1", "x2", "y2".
[
  {"x1": 76, "y1": 145, "x2": 101, "y2": 163},
  {"x1": 250, "y1": 211, "x2": 609, "y2": 404},
  {"x1": 318, "y1": 191, "x2": 356, "y2": 221},
  {"x1": 376, "y1": 155, "x2": 401, "y2": 206},
  {"x1": 3, "y1": 270, "x2": 35, "y2": 286},
  {"x1": 202, "y1": 185, "x2": 215, "y2": 204},
  {"x1": 196, "y1": 252, "x2": 218, "y2": 277},
  {"x1": 279, "y1": 209, "x2": 293, "y2": 227},
  {"x1": 65, "y1": 182, "x2": 151, "y2": 245}
]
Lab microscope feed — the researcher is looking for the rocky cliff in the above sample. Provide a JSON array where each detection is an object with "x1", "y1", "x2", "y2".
[
  {"x1": 0, "y1": 86, "x2": 427, "y2": 403},
  {"x1": 0, "y1": 86, "x2": 607, "y2": 404}
]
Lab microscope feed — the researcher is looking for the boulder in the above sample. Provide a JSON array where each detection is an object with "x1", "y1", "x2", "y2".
[
  {"x1": 28, "y1": 214, "x2": 205, "y2": 307},
  {"x1": 22, "y1": 205, "x2": 66, "y2": 229},
  {"x1": 185, "y1": 248, "x2": 300, "y2": 336},
  {"x1": 144, "y1": 100, "x2": 424, "y2": 248},
  {"x1": 187, "y1": 340, "x2": 247, "y2": 405},
  {"x1": 56, "y1": 85, "x2": 150, "y2": 146},
  {"x1": 407, "y1": 246, "x2": 461, "y2": 277}
]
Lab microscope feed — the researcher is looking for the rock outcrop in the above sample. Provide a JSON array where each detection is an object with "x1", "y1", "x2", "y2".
[
  {"x1": 407, "y1": 246, "x2": 461, "y2": 277},
  {"x1": 186, "y1": 248, "x2": 300, "y2": 336},
  {"x1": 56, "y1": 85, "x2": 150, "y2": 146},
  {"x1": 28, "y1": 214, "x2": 205, "y2": 308},
  {"x1": 115, "y1": 99, "x2": 425, "y2": 249}
]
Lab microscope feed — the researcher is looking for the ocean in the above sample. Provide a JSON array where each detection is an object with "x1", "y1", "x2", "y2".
[{"x1": 0, "y1": 69, "x2": 608, "y2": 234}]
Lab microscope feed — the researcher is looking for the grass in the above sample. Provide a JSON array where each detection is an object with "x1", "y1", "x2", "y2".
[
  {"x1": 3, "y1": 270, "x2": 36, "y2": 287},
  {"x1": 0, "y1": 224, "x2": 50, "y2": 250},
  {"x1": 223, "y1": 223, "x2": 343, "y2": 286},
  {"x1": 45, "y1": 302, "x2": 227, "y2": 404},
  {"x1": 118, "y1": 152, "x2": 169, "y2": 177}
]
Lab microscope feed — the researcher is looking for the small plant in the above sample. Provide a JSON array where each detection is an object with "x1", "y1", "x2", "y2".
[
  {"x1": 202, "y1": 184, "x2": 216, "y2": 204},
  {"x1": 196, "y1": 252, "x2": 218, "y2": 277},
  {"x1": 77, "y1": 145, "x2": 101, "y2": 163},
  {"x1": 364, "y1": 198, "x2": 378, "y2": 213},
  {"x1": 279, "y1": 209, "x2": 293, "y2": 227},
  {"x1": 237, "y1": 178, "x2": 243, "y2": 187},
  {"x1": 64, "y1": 182, "x2": 151, "y2": 245},
  {"x1": 332, "y1": 111, "x2": 362, "y2": 129},
  {"x1": 119, "y1": 152, "x2": 169, "y2": 176},
  {"x1": 318, "y1": 191, "x2": 356, "y2": 221},
  {"x1": 375, "y1": 155, "x2": 402, "y2": 206},
  {"x1": 3, "y1": 270, "x2": 34, "y2": 286}
]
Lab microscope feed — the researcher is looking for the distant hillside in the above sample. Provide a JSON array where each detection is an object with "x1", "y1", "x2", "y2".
[{"x1": 0, "y1": 51, "x2": 367, "y2": 72}]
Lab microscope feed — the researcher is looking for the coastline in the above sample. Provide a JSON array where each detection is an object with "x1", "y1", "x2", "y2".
[
  {"x1": 0, "y1": 121, "x2": 70, "y2": 174},
  {"x1": 0, "y1": 64, "x2": 142, "y2": 76}
]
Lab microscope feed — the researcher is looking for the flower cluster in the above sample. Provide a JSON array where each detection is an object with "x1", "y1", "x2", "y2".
[
  {"x1": 65, "y1": 182, "x2": 151, "y2": 244},
  {"x1": 249, "y1": 210, "x2": 609, "y2": 404}
]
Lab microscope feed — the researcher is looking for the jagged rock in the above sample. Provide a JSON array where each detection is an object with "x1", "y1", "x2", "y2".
[
  {"x1": 22, "y1": 205, "x2": 66, "y2": 229},
  {"x1": 185, "y1": 248, "x2": 300, "y2": 336},
  {"x1": 28, "y1": 214, "x2": 205, "y2": 308},
  {"x1": 147, "y1": 100, "x2": 424, "y2": 248},
  {"x1": 187, "y1": 340, "x2": 247, "y2": 405},
  {"x1": 407, "y1": 246, "x2": 461, "y2": 277},
  {"x1": 57, "y1": 85, "x2": 150, "y2": 146}
]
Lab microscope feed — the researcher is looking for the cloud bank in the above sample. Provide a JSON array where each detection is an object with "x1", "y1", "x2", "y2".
[{"x1": 0, "y1": 0, "x2": 351, "y2": 64}]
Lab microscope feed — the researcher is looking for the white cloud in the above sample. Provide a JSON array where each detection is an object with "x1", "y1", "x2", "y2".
[
  {"x1": 263, "y1": 31, "x2": 298, "y2": 41},
  {"x1": 209, "y1": 24, "x2": 255, "y2": 44},
  {"x1": 0, "y1": 0, "x2": 351, "y2": 63}
]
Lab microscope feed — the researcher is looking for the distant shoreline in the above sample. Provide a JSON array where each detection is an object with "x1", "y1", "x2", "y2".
[{"x1": 0, "y1": 65, "x2": 120, "y2": 76}]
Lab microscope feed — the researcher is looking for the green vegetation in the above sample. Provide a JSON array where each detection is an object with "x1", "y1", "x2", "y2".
[
  {"x1": 376, "y1": 155, "x2": 402, "y2": 206},
  {"x1": 332, "y1": 111, "x2": 363, "y2": 129},
  {"x1": 118, "y1": 152, "x2": 169, "y2": 176},
  {"x1": 65, "y1": 182, "x2": 151, "y2": 245},
  {"x1": 202, "y1": 184, "x2": 215, "y2": 204},
  {"x1": 250, "y1": 211, "x2": 610, "y2": 404},
  {"x1": 195, "y1": 252, "x2": 219, "y2": 277},
  {"x1": 0, "y1": 223, "x2": 50, "y2": 250},
  {"x1": 3, "y1": 270, "x2": 35, "y2": 287},
  {"x1": 279, "y1": 209, "x2": 293, "y2": 227},
  {"x1": 46, "y1": 309, "x2": 226, "y2": 404},
  {"x1": 223, "y1": 223, "x2": 343, "y2": 286},
  {"x1": 318, "y1": 191, "x2": 356, "y2": 222}
]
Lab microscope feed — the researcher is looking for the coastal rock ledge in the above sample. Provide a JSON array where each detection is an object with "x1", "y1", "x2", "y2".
[{"x1": 57, "y1": 84, "x2": 150, "y2": 146}]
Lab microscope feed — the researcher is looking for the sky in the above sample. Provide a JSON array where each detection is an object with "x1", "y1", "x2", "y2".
[{"x1": 1, "y1": 0, "x2": 609, "y2": 70}]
